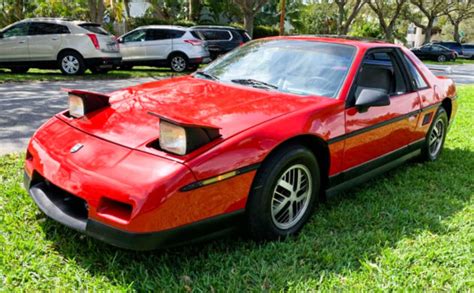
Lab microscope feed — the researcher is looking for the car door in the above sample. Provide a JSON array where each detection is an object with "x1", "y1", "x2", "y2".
[
  {"x1": 0, "y1": 22, "x2": 29, "y2": 62},
  {"x1": 27, "y1": 22, "x2": 67, "y2": 61},
  {"x1": 342, "y1": 48, "x2": 422, "y2": 172},
  {"x1": 145, "y1": 29, "x2": 172, "y2": 61},
  {"x1": 119, "y1": 29, "x2": 147, "y2": 62}
]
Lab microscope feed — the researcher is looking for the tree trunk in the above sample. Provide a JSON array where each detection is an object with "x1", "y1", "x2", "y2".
[
  {"x1": 453, "y1": 22, "x2": 460, "y2": 43},
  {"x1": 336, "y1": 2, "x2": 345, "y2": 35},
  {"x1": 423, "y1": 18, "x2": 434, "y2": 44},
  {"x1": 244, "y1": 13, "x2": 255, "y2": 38},
  {"x1": 189, "y1": 0, "x2": 201, "y2": 22}
]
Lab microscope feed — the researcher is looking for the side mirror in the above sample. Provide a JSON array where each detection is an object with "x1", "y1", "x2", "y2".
[{"x1": 355, "y1": 88, "x2": 390, "y2": 112}]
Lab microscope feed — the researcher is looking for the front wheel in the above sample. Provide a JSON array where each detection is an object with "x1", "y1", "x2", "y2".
[
  {"x1": 246, "y1": 145, "x2": 320, "y2": 241},
  {"x1": 421, "y1": 107, "x2": 448, "y2": 161},
  {"x1": 169, "y1": 54, "x2": 188, "y2": 72}
]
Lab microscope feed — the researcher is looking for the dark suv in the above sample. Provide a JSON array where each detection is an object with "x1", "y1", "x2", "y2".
[
  {"x1": 434, "y1": 41, "x2": 463, "y2": 57},
  {"x1": 191, "y1": 26, "x2": 251, "y2": 60}
]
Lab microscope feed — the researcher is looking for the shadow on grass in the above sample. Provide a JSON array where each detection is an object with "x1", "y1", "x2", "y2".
[
  {"x1": 0, "y1": 67, "x2": 178, "y2": 83},
  {"x1": 40, "y1": 147, "x2": 473, "y2": 290}
]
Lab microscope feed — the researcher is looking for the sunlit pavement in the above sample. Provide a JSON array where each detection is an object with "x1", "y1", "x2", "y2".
[
  {"x1": 0, "y1": 78, "x2": 155, "y2": 155},
  {"x1": 426, "y1": 63, "x2": 474, "y2": 85}
]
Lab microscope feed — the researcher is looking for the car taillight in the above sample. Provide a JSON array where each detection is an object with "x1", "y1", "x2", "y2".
[
  {"x1": 87, "y1": 33, "x2": 100, "y2": 50},
  {"x1": 184, "y1": 39, "x2": 203, "y2": 46}
]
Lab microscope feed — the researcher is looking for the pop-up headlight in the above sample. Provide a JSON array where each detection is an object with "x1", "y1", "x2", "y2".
[
  {"x1": 66, "y1": 89, "x2": 110, "y2": 118},
  {"x1": 154, "y1": 115, "x2": 220, "y2": 156}
]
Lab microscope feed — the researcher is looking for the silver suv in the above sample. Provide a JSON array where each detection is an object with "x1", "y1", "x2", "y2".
[
  {"x1": 0, "y1": 18, "x2": 121, "y2": 75},
  {"x1": 118, "y1": 25, "x2": 210, "y2": 72}
]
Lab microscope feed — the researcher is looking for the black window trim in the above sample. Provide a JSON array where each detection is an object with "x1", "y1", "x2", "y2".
[
  {"x1": 345, "y1": 47, "x2": 417, "y2": 108},
  {"x1": 398, "y1": 51, "x2": 431, "y2": 91}
]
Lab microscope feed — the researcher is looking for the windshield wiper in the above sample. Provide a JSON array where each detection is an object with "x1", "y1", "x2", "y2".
[
  {"x1": 195, "y1": 71, "x2": 218, "y2": 81},
  {"x1": 231, "y1": 79, "x2": 278, "y2": 90}
]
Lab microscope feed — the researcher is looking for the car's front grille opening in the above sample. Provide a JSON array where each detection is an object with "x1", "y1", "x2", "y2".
[
  {"x1": 33, "y1": 173, "x2": 88, "y2": 221},
  {"x1": 97, "y1": 197, "x2": 132, "y2": 222}
]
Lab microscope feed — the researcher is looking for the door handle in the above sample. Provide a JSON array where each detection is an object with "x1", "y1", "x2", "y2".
[
  {"x1": 18, "y1": 40, "x2": 26, "y2": 44},
  {"x1": 52, "y1": 37, "x2": 59, "y2": 40}
]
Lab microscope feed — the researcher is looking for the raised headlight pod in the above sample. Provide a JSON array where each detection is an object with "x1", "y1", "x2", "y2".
[
  {"x1": 155, "y1": 115, "x2": 220, "y2": 156},
  {"x1": 66, "y1": 89, "x2": 110, "y2": 118}
]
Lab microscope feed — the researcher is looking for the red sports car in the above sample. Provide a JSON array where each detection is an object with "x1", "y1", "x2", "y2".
[{"x1": 24, "y1": 36, "x2": 457, "y2": 250}]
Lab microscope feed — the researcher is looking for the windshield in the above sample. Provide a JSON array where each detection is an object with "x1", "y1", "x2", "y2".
[{"x1": 201, "y1": 40, "x2": 356, "y2": 98}]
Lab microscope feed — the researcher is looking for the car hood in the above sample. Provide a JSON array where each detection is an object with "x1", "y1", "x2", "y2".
[{"x1": 57, "y1": 76, "x2": 333, "y2": 155}]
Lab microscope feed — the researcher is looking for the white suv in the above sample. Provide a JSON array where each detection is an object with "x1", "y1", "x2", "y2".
[
  {"x1": 118, "y1": 25, "x2": 210, "y2": 72},
  {"x1": 0, "y1": 18, "x2": 121, "y2": 75}
]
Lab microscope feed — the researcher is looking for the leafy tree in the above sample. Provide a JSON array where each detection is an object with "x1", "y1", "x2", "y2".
[
  {"x1": 233, "y1": 0, "x2": 269, "y2": 37},
  {"x1": 202, "y1": 0, "x2": 240, "y2": 24},
  {"x1": 293, "y1": 1, "x2": 338, "y2": 35},
  {"x1": 334, "y1": 0, "x2": 368, "y2": 35},
  {"x1": 368, "y1": 0, "x2": 407, "y2": 42},
  {"x1": 445, "y1": 0, "x2": 474, "y2": 42},
  {"x1": 407, "y1": 0, "x2": 451, "y2": 44}
]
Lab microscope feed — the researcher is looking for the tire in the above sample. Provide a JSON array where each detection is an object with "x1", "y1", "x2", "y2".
[
  {"x1": 246, "y1": 145, "x2": 320, "y2": 241},
  {"x1": 10, "y1": 66, "x2": 29, "y2": 74},
  {"x1": 437, "y1": 55, "x2": 447, "y2": 62},
  {"x1": 169, "y1": 53, "x2": 188, "y2": 72},
  {"x1": 188, "y1": 65, "x2": 199, "y2": 72},
  {"x1": 58, "y1": 51, "x2": 85, "y2": 75},
  {"x1": 420, "y1": 107, "x2": 448, "y2": 161},
  {"x1": 89, "y1": 67, "x2": 110, "y2": 74}
]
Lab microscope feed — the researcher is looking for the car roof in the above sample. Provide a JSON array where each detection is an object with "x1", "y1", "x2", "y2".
[
  {"x1": 137, "y1": 25, "x2": 188, "y2": 30},
  {"x1": 260, "y1": 35, "x2": 398, "y2": 49},
  {"x1": 191, "y1": 25, "x2": 244, "y2": 31},
  {"x1": 19, "y1": 18, "x2": 99, "y2": 26}
]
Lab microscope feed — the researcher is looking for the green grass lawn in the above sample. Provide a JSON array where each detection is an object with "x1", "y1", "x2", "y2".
[
  {"x1": 424, "y1": 58, "x2": 474, "y2": 65},
  {"x1": 1, "y1": 87, "x2": 473, "y2": 291},
  {"x1": 0, "y1": 67, "x2": 178, "y2": 83}
]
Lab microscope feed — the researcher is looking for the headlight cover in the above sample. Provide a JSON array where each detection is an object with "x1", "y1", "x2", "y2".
[
  {"x1": 158, "y1": 119, "x2": 220, "y2": 155},
  {"x1": 66, "y1": 89, "x2": 110, "y2": 118}
]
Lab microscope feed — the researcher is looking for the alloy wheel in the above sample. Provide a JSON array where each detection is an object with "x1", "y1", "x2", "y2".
[
  {"x1": 171, "y1": 56, "x2": 186, "y2": 72},
  {"x1": 271, "y1": 164, "x2": 312, "y2": 230},
  {"x1": 62, "y1": 55, "x2": 80, "y2": 74},
  {"x1": 429, "y1": 119, "x2": 445, "y2": 157}
]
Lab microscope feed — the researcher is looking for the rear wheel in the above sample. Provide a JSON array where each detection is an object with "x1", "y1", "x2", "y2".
[
  {"x1": 58, "y1": 51, "x2": 85, "y2": 75},
  {"x1": 437, "y1": 55, "x2": 447, "y2": 62},
  {"x1": 169, "y1": 54, "x2": 188, "y2": 72},
  {"x1": 421, "y1": 107, "x2": 448, "y2": 161},
  {"x1": 246, "y1": 145, "x2": 320, "y2": 241},
  {"x1": 10, "y1": 66, "x2": 29, "y2": 74}
]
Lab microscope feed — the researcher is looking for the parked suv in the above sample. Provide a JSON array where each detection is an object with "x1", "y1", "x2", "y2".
[
  {"x1": 191, "y1": 26, "x2": 251, "y2": 60},
  {"x1": 0, "y1": 18, "x2": 121, "y2": 75},
  {"x1": 118, "y1": 25, "x2": 210, "y2": 72},
  {"x1": 433, "y1": 41, "x2": 463, "y2": 57},
  {"x1": 462, "y1": 44, "x2": 474, "y2": 59}
]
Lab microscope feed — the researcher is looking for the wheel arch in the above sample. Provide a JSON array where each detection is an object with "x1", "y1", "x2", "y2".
[
  {"x1": 259, "y1": 134, "x2": 331, "y2": 197},
  {"x1": 167, "y1": 51, "x2": 189, "y2": 61},
  {"x1": 56, "y1": 48, "x2": 84, "y2": 61},
  {"x1": 441, "y1": 98, "x2": 452, "y2": 121}
]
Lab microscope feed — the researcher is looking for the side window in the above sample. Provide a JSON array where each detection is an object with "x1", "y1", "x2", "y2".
[
  {"x1": 168, "y1": 30, "x2": 185, "y2": 39},
  {"x1": 146, "y1": 29, "x2": 168, "y2": 41},
  {"x1": 123, "y1": 30, "x2": 146, "y2": 43},
  {"x1": 2, "y1": 23, "x2": 29, "y2": 38},
  {"x1": 200, "y1": 30, "x2": 232, "y2": 41},
  {"x1": 403, "y1": 54, "x2": 428, "y2": 89},
  {"x1": 29, "y1": 23, "x2": 69, "y2": 35},
  {"x1": 356, "y1": 50, "x2": 408, "y2": 98}
]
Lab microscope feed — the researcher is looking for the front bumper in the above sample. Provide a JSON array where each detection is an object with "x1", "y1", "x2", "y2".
[
  {"x1": 24, "y1": 172, "x2": 244, "y2": 250},
  {"x1": 85, "y1": 57, "x2": 122, "y2": 69}
]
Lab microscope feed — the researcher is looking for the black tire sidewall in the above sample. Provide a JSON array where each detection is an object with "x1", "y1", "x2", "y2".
[
  {"x1": 58, "y1": 51, "x2": 85, "y2": 75},
  {"x1": 246, "y1": 145, "x2": 320, "y2": 240},
  {"x1": 438, "y1": 55, "x2": 446, "y2": 62},
  {"x1": 422, "y1": 107, "x2": 448, "y2": 161}
]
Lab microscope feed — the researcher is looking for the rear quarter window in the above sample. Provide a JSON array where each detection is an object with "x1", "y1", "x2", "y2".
[
  {"x1": 199, "y1": 30, "x2": 232, "y2": 41},
  {"x1": 79, "y1": 24, "x2": 110, "y2": 35}
]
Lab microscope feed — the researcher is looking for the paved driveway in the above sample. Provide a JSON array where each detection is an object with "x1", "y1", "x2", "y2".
[
  {"x1": 426, "y1": 64, "x2": 474, "y2": 84},
  {"x1": 0, "y1": 78, "x2": 154, "y2": 155}
]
